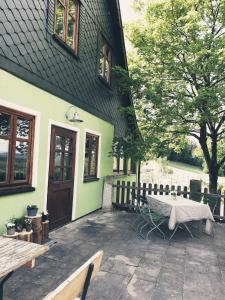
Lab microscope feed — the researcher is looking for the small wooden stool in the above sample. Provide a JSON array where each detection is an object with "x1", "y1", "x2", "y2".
[
  {"x1": 18, "y1": 230, "x2": 33, "y2": 242},
  {"x1": 3, "y1": 232, "x2": 19, "y2": 239},
  {"x1": 25, "y1": 215, "x2": 42, "y2": 244},
  {"x1": 42, "y1": 221, "x2": 49, "y2": 241}
]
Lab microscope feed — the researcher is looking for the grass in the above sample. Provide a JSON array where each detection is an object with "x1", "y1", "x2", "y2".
[
  {"x1": 142, "y1": 160, "x2": 225, "y2": 190},
  {"x1": 167, "y1": 161, "x2": 204, "y2": 174}
]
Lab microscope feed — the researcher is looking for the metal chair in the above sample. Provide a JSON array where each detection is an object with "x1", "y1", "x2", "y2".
[
  {"x1": 203, "y1": 194, "x2": 220, "y2": 215},
  {"x1": 130, "y1": 192, "x2": 149, "y2": 235},
  {"x1": 139, "y1": 197, "x2": 168, "y2": 239}
]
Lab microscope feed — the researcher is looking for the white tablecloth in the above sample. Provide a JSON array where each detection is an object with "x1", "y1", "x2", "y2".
[{"x1": 147, "y1": 195, "x2": 215, "y2": 234}]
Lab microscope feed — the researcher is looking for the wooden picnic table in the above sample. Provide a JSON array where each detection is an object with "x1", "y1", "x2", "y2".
[{"x1": 0, "y1": 237, "x2": 49, "y2": 299}]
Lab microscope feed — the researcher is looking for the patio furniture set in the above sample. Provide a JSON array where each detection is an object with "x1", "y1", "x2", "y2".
[{"x1": 131, "y1": 192, "x2": 216, "y2": 240}]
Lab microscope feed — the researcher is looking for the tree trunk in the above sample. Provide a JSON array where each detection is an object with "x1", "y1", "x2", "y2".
[
  {"x1": 209, "y1": 134, "x2": 218, "y2": 194},
  {"x1": 208, "y1": 167, "x2": 218, "y2": 194},
  {"x1": 199, "y1": 124, "x2": 219, "y2": 194}
]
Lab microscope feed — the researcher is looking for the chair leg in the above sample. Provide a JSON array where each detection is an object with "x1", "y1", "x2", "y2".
[
  {"x1": 130, "y1": 214, "x2": 141, "y2": 230},
  {"x1": 169, "y1": 223, "x2": 194, "y2": 240},
  {"x1": 140, "y1": 222, "x2": 149, "y2": 233},
  {"x1": 138, "y1": 222, "x2": 149, "y2": 239},
  {"x1": 169, "y1": 224, "x2": 179, "y2": 240},
  {"x1": 136, "y1": 218, "x2": 147, "y2": 232},
  {"x1": 183, "y1": 223, "x2": 194, "y2": 238},
  {"x1": 139, "y1": 222, "x2": 149, "y2": 236},
  {"x1": 146, "y1": 223, "x2": 165, "y2": 240}
]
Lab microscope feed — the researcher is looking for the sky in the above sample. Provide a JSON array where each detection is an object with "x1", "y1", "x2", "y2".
[
  {"x1": 119, "y1": 0, "x2": 138, "y2": 50},
  {"x1": 119, "y1": 0, "x2": 138, "y2": 22}
]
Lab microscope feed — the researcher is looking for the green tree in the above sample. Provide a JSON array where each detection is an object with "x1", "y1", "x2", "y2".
[{"x1": 121, "y1": 0, "x2": 225, "y2": 193}]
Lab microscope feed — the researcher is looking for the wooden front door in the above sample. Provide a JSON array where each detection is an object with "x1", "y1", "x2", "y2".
[{"x1": 47, "y1": 126, "x2": 76, "y2": 230}]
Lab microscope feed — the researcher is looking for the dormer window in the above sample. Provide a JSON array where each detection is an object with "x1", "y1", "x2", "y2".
[
  {"x1": 54, "y1": 0, "x2": 80, "y2": 53},
  {"x1": 99, "y1": 37, "x2": 112, "y2": 85}
]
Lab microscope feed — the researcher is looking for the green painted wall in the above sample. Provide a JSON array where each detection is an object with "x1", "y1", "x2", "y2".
[{"x1": 0, "y1": 70, "x2": 115, "y2": 234}]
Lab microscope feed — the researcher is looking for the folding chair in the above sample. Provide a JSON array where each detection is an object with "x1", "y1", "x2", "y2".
[
  {"x1": 203, "y1": 194, "x2": 220, "y2": 215},
  {"x1": 43, "y1": 251, "x2": 103, "y2": 300},
  {"x1": 130, "y1": 192, "x2": 148, "y2": 232},
  {"x1": 139, "y1": 197, "x2": 168, "y2": 239}
]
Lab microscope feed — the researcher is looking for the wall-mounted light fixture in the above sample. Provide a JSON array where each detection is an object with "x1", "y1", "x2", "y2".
[{"x1": 65, "y1": 105, "x2": 84, "y2": 123}]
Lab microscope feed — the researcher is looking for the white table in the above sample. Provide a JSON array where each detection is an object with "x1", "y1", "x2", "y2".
[{"x1": 147, "y1": 195, "x2": 215, "y2": 235}]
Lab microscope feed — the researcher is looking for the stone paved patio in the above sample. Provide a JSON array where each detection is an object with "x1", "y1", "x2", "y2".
[{"x1": 4, "y1": 210, "x2": 225, "y2": 300}]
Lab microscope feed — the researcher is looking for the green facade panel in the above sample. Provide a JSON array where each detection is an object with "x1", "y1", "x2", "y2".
[{"x1": 0, "y1": 70, "x2": 115, "y2": 234}]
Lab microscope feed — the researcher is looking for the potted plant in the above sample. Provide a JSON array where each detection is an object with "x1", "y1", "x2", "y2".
[
  {"x1": 41, "y1": 211, "x2": 49, "y2": 222},
  {"x1": 24, "y1": 218, "x2": 32, "y2": 232},
  {"x1": 15, "y1": 218, "x2": 24, "y2": 232},
  {"x1": 27, "y1": 205, "x2": 38, "y2": 217},
  {"x1": 5, "y1": 222, "x2": 16, "y2": 235}
]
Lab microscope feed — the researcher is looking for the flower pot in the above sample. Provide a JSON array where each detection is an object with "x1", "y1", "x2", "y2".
[
  {"x1": 15, "y1": 224, "x2": 23, "y2": 232},
  {"x1": 7, "y1": 227, "x2": 15, "y2": 235},
  {"x1": 27, "y1": 207, "x2": 38, "y2": 216},
  {"x1": 41, "y1": 215, "x2": 49, "y2": 222},
  {"x1": 26, "y1": 225, "x2": 32, "y2": 232}
]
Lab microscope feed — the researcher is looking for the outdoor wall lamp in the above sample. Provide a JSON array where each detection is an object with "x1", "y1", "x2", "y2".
[{"x1": 65, "y1": 105, "x2": 84, "y2": 123}]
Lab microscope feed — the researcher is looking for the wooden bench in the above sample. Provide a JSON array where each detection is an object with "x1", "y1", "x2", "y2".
[{"x1": 43, "y1": 250, "x2": 103, "y2": 300}]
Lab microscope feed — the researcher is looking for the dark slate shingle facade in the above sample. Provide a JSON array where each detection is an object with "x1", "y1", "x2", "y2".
[{"x1": 0, "y1": 0, "x2": 131, "y2": 136}]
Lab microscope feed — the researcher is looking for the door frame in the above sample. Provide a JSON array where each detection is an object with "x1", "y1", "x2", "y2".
[{"x1": 44, "y1": 120, "x2": 80, "y2": 221}]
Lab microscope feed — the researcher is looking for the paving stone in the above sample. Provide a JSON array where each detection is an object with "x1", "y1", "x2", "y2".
[
  {"x1": 134, "y1": 265, "x2": 161, "y2": 282},
  {"x1": 101, "y1": 255, "x2": 141, "y2": 276},
  {"x1": 185, "y1": 259, "x2": 220, "y2": 273},
  {"x1": 151, "y1": 286, "x2": 183, "y2": 300},
  {"x1": 139, "y1": 251, "x2": 166, "y2": 267},
  {"x1": 184, "y1": 272, "x2": 225, "y2": 300},
  {"x1": 87, "y1": 271, "x2": 130, "y2": 300},
  {"x1": 3, "y1": 211, "x2": 225, "y2": 300},
  {"x1": 119, "y1": 274, "x2": 155, "y2": 299}
]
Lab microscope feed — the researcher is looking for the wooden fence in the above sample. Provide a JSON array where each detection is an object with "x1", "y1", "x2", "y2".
[{"x1": 112, "y1": 181, "x2": 225, "y2": 218}]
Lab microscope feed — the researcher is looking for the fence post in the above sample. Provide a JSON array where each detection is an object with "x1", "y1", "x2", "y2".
[
  {"x1": 121, "y1": 181, "x2": 125, "y2": 206},
  {"x1": 116, "y1": 180, "x2": 120, "y2": 205},
  {"x1": 183, "y1": 186, "x2": 188, "y2": 198},
  {"x1": 148, "y1": 183, "x2": 152, "y2": 195},
  {"x1": 137, "y1": 182, "x2": 141, "y2": 195},
  {"x1": 143, "y1": 183, "x2": 146, "y2": 197},
  {"x1": 131, "y1": 182, "x2": 136, "y2": 205},
  {"x1": 160, "y1": 184, "x2": 163, "y2": 195},
  {"x1": 126, "y1": 181, "x2": 131, "y2": 205},
  {"x1": 102, "y1": 176, "x2": 114, "y2": 211},
  {"x1": 190, "y1": 179, "x2": 202, "y2": 201},
  {"x1": 165, "y1": 184, "x2": 169, "y2": 195},
  {"x1": 154, "y1": 184, "x2": 157, "y2": 195},
  {"x1": 177, "y1": 186, "x2": 181, "y2": 196}
]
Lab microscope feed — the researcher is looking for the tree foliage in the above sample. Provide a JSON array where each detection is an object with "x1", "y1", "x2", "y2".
[{"x1": 118, "y1": 0, "x2": 225, "y2": 192}]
